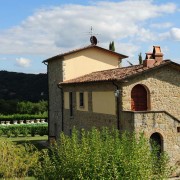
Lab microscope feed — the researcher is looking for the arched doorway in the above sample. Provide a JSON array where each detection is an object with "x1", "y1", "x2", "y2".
[
  {"x1": 131, "y1": 84, "x2": 148, "y2": 111},
  {"x1": 150, "y1": 133, "x2": 163, "y2": 156}
]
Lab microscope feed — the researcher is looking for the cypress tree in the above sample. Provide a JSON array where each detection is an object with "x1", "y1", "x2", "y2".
[
  {"x1": 109, "y1": 42, "x2": 112, "y2": 50},
  {"x1": 109, "y1": 41, "x2": 115, "y2": 51},
  {"x1": 138, "y1": 53, "x2": 143, "y2": 64},
  {"x1": 111, "y1": 41, "x2": 115, "y2": 52}
]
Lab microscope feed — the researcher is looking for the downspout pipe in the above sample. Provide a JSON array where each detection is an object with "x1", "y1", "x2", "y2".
[
  {"x1": 57, "y1": 84, "x2": 64, "y2": 132},
  {"x1": 112, "y1": 81, "x2": 120, "y2": 130}
]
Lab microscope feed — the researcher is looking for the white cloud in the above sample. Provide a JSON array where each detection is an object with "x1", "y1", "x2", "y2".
[
  {"x1": 150, "y1": 22, "x2": 173, "y2": 29},
  {"x1": 170, "y1": 27, "x2": 180, "y2": 41},
  {"x1": 0, "y1": 0, "x2": 177, "y2": 58},
  {"x1": 15, "y1": 57, "x2": 31, "y2": 67}
]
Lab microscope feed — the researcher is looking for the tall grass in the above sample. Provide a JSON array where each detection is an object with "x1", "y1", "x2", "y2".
[{"x1": 0, "y1": 139, "x2": 39, "y2": 179}]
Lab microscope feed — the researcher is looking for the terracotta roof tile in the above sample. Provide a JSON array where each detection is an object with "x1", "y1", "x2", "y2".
[{"x1": 60, "y1": 60, "x2": 179, "y2": 85}]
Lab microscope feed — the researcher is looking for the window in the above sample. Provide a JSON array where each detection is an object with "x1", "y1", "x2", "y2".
[
  {"x1": 131, "y1": 84, "x2": 149, "y2": 111},
  {"x1": 177, "y1": 127, "x2": 180, "y2": 133},
  {"x1": 79, "y1": 92, "x2": 84, "y2": 107},
  {"x1": 69, "y1": 92, "x2": 73, "y2": 116}
]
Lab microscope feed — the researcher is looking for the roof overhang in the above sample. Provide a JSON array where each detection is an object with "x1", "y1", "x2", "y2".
[{"x1": 43, "y1": 45, "x2": 128, "y2": 63}]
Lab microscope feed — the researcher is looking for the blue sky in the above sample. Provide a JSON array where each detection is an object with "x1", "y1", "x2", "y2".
[{"x1": 0, "y1": 0, "x2": 180, "y2": 74}]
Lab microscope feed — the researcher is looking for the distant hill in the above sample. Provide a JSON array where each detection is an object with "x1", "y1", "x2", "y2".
[{"x1": 0, "y1": 71, "x2": 48, "y2": 102}]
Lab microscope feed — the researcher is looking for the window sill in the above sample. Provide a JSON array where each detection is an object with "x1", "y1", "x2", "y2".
[{"x1": 79, "y1": 106, "x2": 84, "y2": 109}]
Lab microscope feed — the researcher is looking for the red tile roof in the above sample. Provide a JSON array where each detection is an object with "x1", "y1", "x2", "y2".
[
  {"x1": 60, "y1": 60, "x2": 179, "y2": 85},
  {"x1": 43, "y1": 45, "x2": 128, "y2": 63}
]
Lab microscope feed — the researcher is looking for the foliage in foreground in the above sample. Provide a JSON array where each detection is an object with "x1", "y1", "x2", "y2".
[
  {"x1": 0, "y1": 139, "x2": 39, "y2": 179},
  {"x1": 34, "y1": 128, "x2": 172, "y2": 180}
]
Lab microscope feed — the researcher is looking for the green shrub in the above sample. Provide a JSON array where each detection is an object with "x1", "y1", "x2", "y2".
[
  {"x1": 0, "y1": 124, "x2": 48, "y2": 136},
  {"x1": 0, "y1": 129, "x2": 3, "y2": 136},
  {"x1": 21, "y1": 127, "x2": 29, "y2": 137},
  {"x1": 0, "y1": 139, "x2": 39, "y2": 179},
  {"x1": 6, "y1": 130, "x2": 12, "y2": 138},
  {"x1": 34, "y1": 128, "x2": 172, "y2": 180},
  {"x1": 30, "y1": 126, "x2": 38, "y2": 137},
  {"x1": 38, "y1": 126, "x2": 48, "y2": 136},
  {"x1": 12, "y1": 129, "x2": 20, "y2": 137},
  {"x1": 0, "y1": 113, "x2": 48, "y2": 123}
]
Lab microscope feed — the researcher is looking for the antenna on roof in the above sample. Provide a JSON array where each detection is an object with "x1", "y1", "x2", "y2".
[
  {"x1": 127, "y1": 60, "x2": 133, "y2": 66},
  {"x1": 86, "y1": 26, "x2": 99, "y2": 45}
]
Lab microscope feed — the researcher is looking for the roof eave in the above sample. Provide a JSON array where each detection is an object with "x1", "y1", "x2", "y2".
[
  {"x1": 42, "y1": 45, "x2": 128, "y2": 63},
  {"x1": 59, "y1": 60, "x2": 180, "y2": 86}
]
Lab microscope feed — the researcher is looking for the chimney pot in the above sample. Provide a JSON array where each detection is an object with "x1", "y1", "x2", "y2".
[
  {"x1": 143, "y1": 46, "x2": 163, "y2": 68},
  {"x1": 153, "y1": 46, "x2": 163, "y2": 63}
]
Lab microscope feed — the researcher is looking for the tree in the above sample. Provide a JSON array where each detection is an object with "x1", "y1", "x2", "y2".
[
  {"x1": 109, "y1": 41, "x2": 115, "y2": 51},
  {"x1": 111, "y1": 41, "x2": 115, "y2": 51},
  {"x1": 138, "y1": 53, "x2": 143, "y2": 64},
  {"x1": 109, "y1": 42, "x2": 112, "y2": 50}
]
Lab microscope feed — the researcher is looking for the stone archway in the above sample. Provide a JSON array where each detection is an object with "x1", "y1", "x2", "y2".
[
  {"x1": 150, "y1": 132, "x2": 163, "y2": 156},
  {"x1": 131, "y1": 84, "x2": 148, "y2": 111}
]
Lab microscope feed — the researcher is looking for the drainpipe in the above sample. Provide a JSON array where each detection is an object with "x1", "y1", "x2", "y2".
[
  {"x1": 57, "y1": 84, "x2": 64, "y2": 132},
  {"x1": 112, "y1": 82, "x2": 120, "y2": 130},
  {"x1": 43, "y1": 61, "x2": 50, "y2": 141}
]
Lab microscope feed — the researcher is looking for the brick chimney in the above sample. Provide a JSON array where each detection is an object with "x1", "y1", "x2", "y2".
[
  {"x1": 153, "y1": 46, "x2": 163, "y2": 63},
  {"x1": 143, "y1": 46, "x2": 163, "y2": 68}
]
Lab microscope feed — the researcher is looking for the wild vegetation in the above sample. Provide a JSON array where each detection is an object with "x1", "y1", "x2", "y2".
[
  {"x1": 0, "y1": 128, "x2": 173, "y2": 179},
  {"x1": 34, "y1": 128, "x2": 172, "y2": 180},
  {"x1": 0, "y1": 138, "x2": 39, "y2": 179}
]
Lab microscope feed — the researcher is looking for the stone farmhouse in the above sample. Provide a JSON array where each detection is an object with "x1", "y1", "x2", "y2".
[{"x1": 43, "y1": 45, "x2": 180, "y2": 167}]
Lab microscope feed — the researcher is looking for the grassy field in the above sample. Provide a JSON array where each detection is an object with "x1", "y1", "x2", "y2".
[{"x1": 0, "y1": 135, "x2": 48, "y2": 150}]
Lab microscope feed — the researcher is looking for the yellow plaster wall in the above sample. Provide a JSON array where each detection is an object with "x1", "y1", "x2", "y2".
[
  {"x1": 92, "y1": 91, "x2": 116, "y2": 115},
  {"x1": 64, "y1": 92, "x2": 69, "y2": 109},
  {"x1": 76, "y1": 92, "x2": 88, "y2": 111},
  {"x1": 63, "y1": 48, "x2": 119, "y2": 81}
]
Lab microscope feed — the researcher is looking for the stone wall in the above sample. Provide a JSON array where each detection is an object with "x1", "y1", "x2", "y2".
[
  {"x1": 133, "y1": 111, "x2": 180, "y2": 168},
  {"x1": 48, "y1": 58, "x2": 63, "y2": 138},
  {"x1": 120, "y1": 111, "x2": 135, "y2": 131},
  {"x1": 121, "y1": 66, "x2": 180, "y2": 119},
  {"x1": 63, "y1": 109, "x2": 117, "y2": 135}
]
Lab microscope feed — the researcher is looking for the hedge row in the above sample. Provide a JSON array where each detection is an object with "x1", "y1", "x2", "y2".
[
  {"x1": 0, "y1": 124, "x2": 48, "y2": 137},
  {"x1": 0, "y1": 114, "x2": 47, "y2": 122}
]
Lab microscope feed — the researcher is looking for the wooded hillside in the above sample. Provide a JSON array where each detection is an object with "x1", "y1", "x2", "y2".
[{"x1": 0, "y1": 71, "x2": 48, "y2": 102}]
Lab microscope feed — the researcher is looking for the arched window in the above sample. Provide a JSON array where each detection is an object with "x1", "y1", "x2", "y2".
[
  {"x1": 150, "y1": 132, "x2": 163, "y2": 156},
  {"x1": 131, "y1": 84, "x2": 148, "y2": 111}
]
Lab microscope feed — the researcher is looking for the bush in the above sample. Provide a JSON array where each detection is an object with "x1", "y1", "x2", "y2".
[
  {"x1": 0, "y1": 124, "x2": 48, "y2": 137},
  {"x1": 30, "y1": 126, "x2": 37, "y2": 137},
  {"x1": 13, "y1": 129, "x2": 20, "y2": 137},
  {"x1": 6, "y1": 130, "x2": 12, "y2": 138},
  {"x1": 38, "y1": 126, "x2": 48, "y2": 136},
  {"x1": 0, "y1": 139, "x2": 39, "y2": 179},
  {"x1": 0, "y1": 129, "x2": 3, "y2": 136},
  {"x1": 34, "y1": 128, "x2": 172, "y2": 180},
  {"x1": 21, "y1": 127, "x2": 29, "y2": 137}
]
